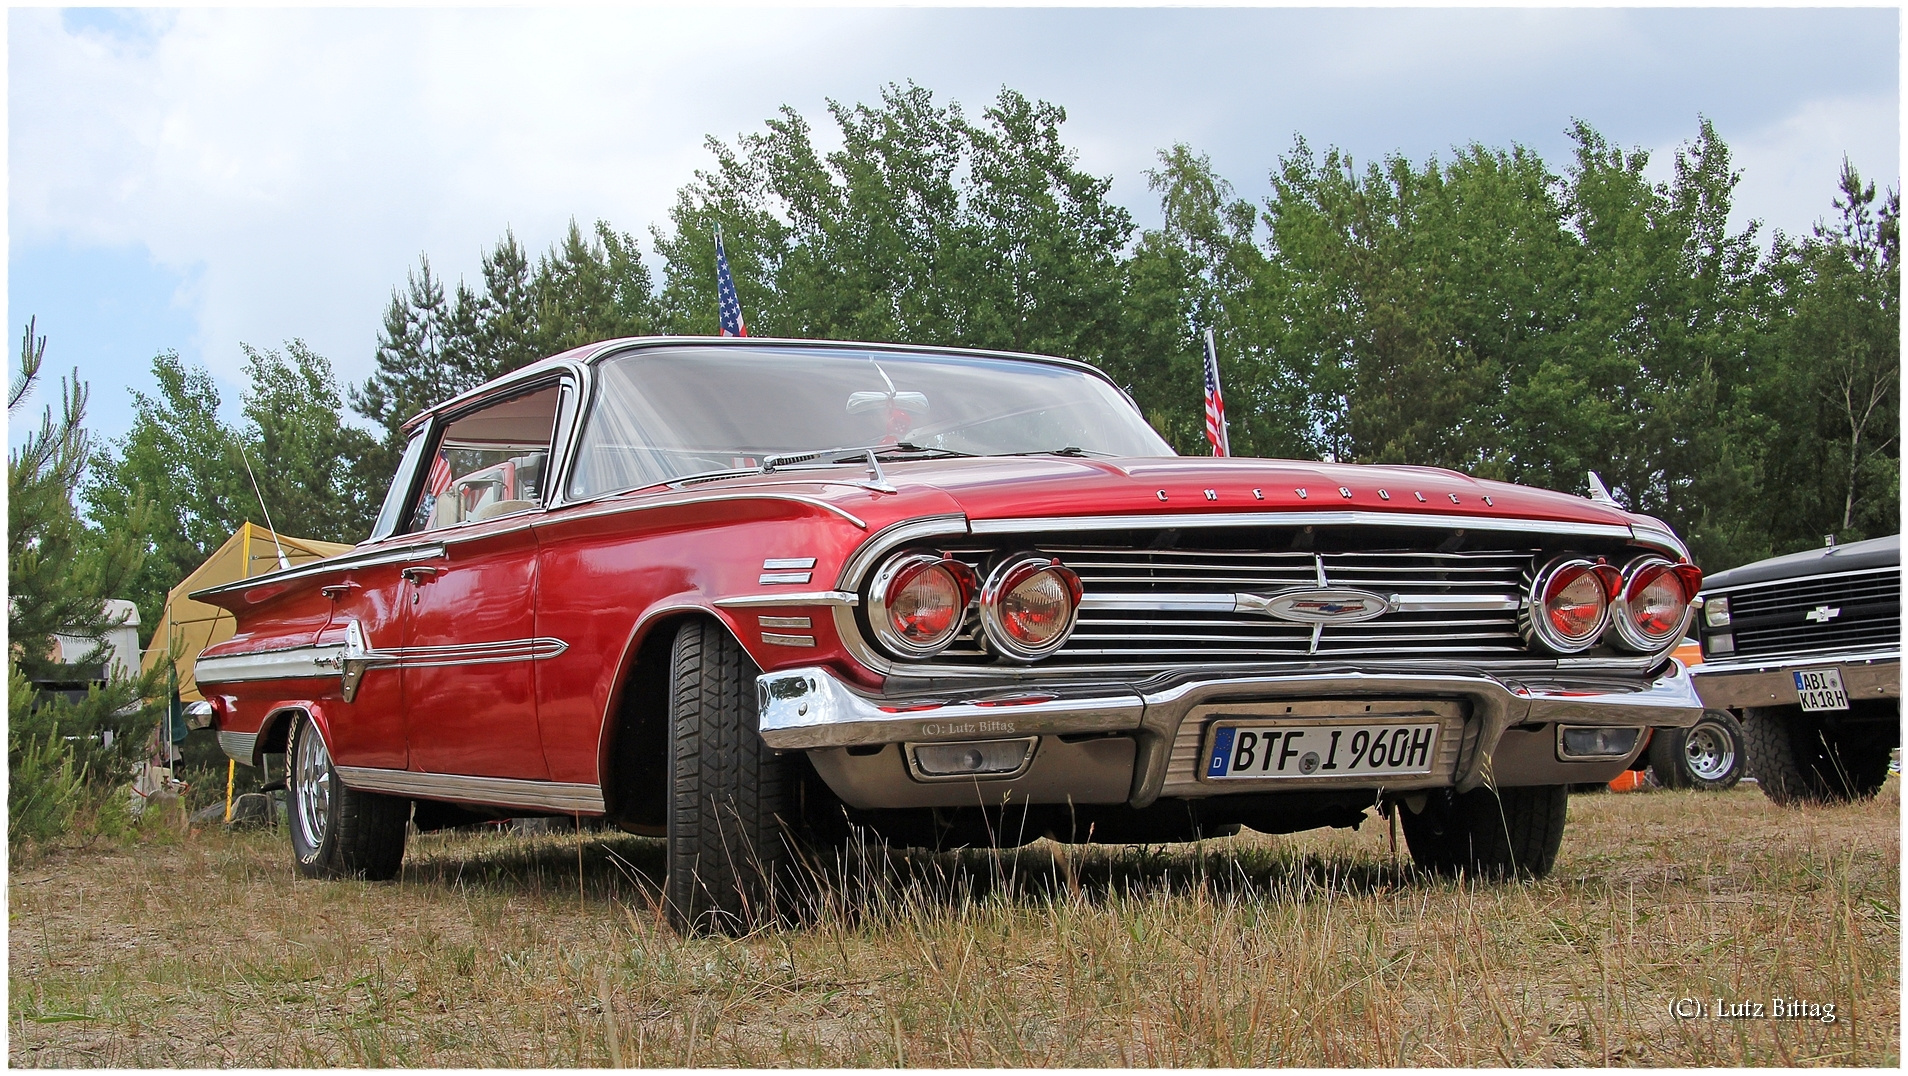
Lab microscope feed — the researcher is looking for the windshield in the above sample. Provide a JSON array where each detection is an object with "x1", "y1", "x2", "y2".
[{"x1": 567, "y1": 346, "x2": 1173, "y2": 498}]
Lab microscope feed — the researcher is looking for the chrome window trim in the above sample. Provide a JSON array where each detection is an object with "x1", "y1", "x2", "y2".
[
  {"x1": 968, "y1": 511, "x2": 1636, "y2": 541},
  {"x1": 335, "y1": 766, "x2": 605, "y2": 814}
]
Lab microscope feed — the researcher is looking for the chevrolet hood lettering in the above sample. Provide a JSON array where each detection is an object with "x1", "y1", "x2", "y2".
[{"x1": 1235, "y1": 587, "x2": 1399, "y2": 624}]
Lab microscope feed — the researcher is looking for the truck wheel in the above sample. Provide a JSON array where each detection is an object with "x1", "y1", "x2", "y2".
[
  {"x1": 1400, "y1": 784, "x2": 1567, "y2": 880},
  {"x1": 287, "y1": 714, "x2": 408, "y2": 880},
  {"x1": 1649, "y1": 711, "x2": 1745, "y2": 791},
  {"x1": 666, "y1": 620, "x2": 797, "y2": 934},
  {"x1": 1742, "y1": 703, "x2": 1890, "y2": 804}
]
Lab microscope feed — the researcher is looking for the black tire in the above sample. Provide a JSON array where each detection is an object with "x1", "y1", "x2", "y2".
[
  {"x1": 665, "y1": 620, "x2": 798, "y2": 934},
  {"x1": 1744, "y1": 703, "x2": 1892, "y2": 805},
  {"x1": 1400, "y1": 784, "x2": 1567, "y2": 880},
  {"x1": 287, "y1": 714, "x2": 408, "y2": 880},
  {"x1": 1648, "y1": 711, "x2": 1745, "y2": 792}
]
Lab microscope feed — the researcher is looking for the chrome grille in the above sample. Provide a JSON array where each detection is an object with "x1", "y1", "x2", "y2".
[
  {"x1": 1722, "y1": 568, "x2": 1901, "y2": 660},
  {"x1": 933, "y1": 545, "x2": 1536, "y2": 667}
]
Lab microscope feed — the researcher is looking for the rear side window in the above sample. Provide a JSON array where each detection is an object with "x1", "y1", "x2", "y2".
[{"x1": 411, "y1": 384, "x2": 563, "y2": 532}]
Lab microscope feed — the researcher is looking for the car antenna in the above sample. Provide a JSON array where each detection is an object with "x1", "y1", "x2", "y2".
[{"x1": 235, "y1": 438, "x2": 292, "y2": 571}]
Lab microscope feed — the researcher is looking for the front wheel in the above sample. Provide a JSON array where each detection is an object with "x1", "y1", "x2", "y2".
[
  {"x1": 665, "y1": 621, "x2": 799, "y2": 934},
  {"x1": 287, "y1": 714, "x2": 409, "y2": 880},
  {"x1": 1400, "y1": 784, "x2": 1567, "y2": 880}
]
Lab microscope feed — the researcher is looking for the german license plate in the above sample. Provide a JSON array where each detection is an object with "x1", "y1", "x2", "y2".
[
  {"x1": 1205, "y1": 721, "x2": 1440, "y2": 780},
  {"x1": 1794, "y1": 668, "x2": 1849, "y2": 711}
]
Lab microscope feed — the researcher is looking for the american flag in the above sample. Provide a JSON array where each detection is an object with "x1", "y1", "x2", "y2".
[
  {"x1": 715, "y1": 228, "x2": 747, "y2": 337},
  {"x1": 1202, "y1": 328, "x2": 1230, "y2": 457},
  {"x1": 427, "y1": 453, "x2": 452, "y2": 496}
]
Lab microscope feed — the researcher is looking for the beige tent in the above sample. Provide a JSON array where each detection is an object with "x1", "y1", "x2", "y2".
[{"x1": 140, "y1": 523, "x2": 354, "y2": 701}]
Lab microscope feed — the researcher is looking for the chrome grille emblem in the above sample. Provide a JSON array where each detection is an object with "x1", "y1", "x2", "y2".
[
  {"x1": 1237, "y1": 587, "x2": 1398, "y2": 624},
  {"x1": 1804, "y1": 605, "x2": 1842, "y2": 624}
]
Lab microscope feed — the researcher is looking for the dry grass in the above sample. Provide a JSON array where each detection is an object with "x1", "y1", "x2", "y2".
[{"x1": 9, "y1": 781, "x2": 1899, "y2": 1066}]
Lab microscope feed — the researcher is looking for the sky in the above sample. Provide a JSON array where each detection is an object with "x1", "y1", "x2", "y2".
[{"x1": 8, "y1": 5, "x2": 1900, "y2": 450}]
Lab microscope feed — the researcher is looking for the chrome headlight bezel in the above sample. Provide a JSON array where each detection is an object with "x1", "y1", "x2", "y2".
[
  {"x1": 1525, "y1": 555, "x2": 1619, "y2": 654},
  {"x1": 1609, "y1": 555, "x2": 1696, "y2": 653},
  {"x1": 866, "y1": 551, "x2": 978, "y2": 660},
  {"x1": 978, "y1": 554, "x2": 1083, "y2": 662}
]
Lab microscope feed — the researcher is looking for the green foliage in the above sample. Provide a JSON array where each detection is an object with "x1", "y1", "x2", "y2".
[{"x1": 9, "y1": 321, "x2": 164, "y2": 845}]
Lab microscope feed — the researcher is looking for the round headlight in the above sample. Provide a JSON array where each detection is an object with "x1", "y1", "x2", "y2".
[
  {"x1": 980, "y1": 555, "x2": 1083, "y2": 661},
  {"x1": 1611, "y1": 556, "x2": 1699, "y2": 651},
  {"x1": 1526, "y1": 556, "x2": 1620, "y2": 653},
  {"x1": 868, "y1": 552, "x2": 977, "y2": 658}
]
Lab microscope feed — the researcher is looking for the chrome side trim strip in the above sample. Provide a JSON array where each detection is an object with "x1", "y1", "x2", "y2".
[
  {"x1": 191, "y1": 543, "x2": 447, "y2": 600},
  {"x1": 197, "y1": 645, "x2": 346, "y2": 685},
  {"x1": 714, "y1": 590, "x2": 860, "y2": 609},
  {"x1": 218, "y1": 730, "x2": 258, "y2": 765},
  {"x1": 968, "y1": 511, "x2": 1635, "y2": 541},
  {"x1": 763, "y1": 557, "x2": 818, "y2": 570},
  {"x1": 335, "y1": 766, "x2": 605, "y2": 814},
  {"x1": 759, "y1": 571, "x2": 814, "y2": 584},
  {"x1": 358, "y1": 637, "x2": 570, "y2": 669}
]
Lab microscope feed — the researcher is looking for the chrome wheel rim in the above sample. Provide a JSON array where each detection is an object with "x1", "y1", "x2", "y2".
[
  {"x1": 293, "y1": 723, "x2": 333, "y2": 849},
  {"x1": 1684, "y1": 722, "x2": 1736, "y2": 782}
]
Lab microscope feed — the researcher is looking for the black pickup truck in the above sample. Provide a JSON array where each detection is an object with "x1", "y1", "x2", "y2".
[{"x1": 1690, "y1": 534, "x2": 1899, "y2": 803}]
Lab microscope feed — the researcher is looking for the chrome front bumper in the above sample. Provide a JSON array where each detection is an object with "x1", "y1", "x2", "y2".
[
  {"x1": 1691, "y1": 648, "x2": 1900, "y2": 710},
  {"x1": 757, "y1": 660, "x2": 1705, "y2": 805}
]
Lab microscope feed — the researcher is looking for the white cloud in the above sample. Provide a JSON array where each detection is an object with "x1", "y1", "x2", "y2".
[{"x1": 1728, "y1": 94, "x2": 1901, "y2": 242}]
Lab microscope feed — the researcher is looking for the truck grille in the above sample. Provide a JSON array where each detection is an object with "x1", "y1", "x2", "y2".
[
  {"x1": 1722, "y1": 568, "x2": 1900, "y2": 660},
  {"x1": 935, "y1": 545, "x2": 1536, "y2": 668}
]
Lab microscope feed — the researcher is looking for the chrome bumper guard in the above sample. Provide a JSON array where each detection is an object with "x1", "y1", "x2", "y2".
[
  {"x1": 1690, "y1": 648, "x2": 1900, "y2": 710},
  {"x1": 757, "y1": 660, "x2": 1705, "y2": 805}
]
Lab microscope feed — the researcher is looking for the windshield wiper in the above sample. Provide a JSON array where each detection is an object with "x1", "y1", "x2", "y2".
[
  {"x1": 995, "y1": 446, "x2": 1109, "y2": 458},
  {"x1": 761, "y1": 442, "x2": 973, "y2": 470}
]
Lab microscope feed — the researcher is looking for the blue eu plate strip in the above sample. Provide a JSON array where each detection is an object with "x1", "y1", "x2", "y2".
[{"x1": 1207, "y1": 727, "x2": 1236, "y2": 777}]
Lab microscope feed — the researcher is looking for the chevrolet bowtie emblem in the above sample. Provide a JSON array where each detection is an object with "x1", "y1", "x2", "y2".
[{"x1": 1804, "y1": 605, "x2": 1842, "y2": 624}]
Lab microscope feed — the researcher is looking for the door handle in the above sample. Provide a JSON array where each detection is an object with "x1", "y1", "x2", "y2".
[
  {"x1": 319, "y1": 583, "x2": 359, "y2": 600},
  {"x1": 401, "y1": 566, "x2": 443, "y2": 584}
]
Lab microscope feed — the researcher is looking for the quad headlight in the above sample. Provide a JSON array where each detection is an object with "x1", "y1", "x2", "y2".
[
  {"x1": 1526, "y1": 556, "x2": 1623, "y2": 653},
  {"x1": 1609, "y1": 556, "x2": 1702, "y2": 652},
  {"x1": 867, "y1": 552, "x2": 978, "y2": 658},
  {"x1": 980, "y1": 555, "x2": 1083, "y2": 661}
]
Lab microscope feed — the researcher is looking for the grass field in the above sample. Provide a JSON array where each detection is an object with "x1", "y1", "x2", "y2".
[{"x1": 9, "y1": 780, "x2": 1898, "y2": 1066}]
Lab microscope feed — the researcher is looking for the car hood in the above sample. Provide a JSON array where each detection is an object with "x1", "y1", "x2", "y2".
[
  {"x1": 1701, "y1": 533, "x2": 1899, "y2": 592},
  {"x1": 692, "y1": 454, "x2": 1645, "y2": 534}
]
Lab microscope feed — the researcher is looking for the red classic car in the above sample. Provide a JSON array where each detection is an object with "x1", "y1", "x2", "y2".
[{"x1": 193, "y1": 338, "x2": 1706, "y2": 930}]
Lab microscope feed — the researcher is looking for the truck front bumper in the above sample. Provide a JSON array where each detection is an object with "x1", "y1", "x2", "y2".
[
  {"x1": 757, "y1": 660, "x2": 1705, "y2": 807},
  {"x1": 1690, "y1": 648, "x2": 1900, "y2": 710}
]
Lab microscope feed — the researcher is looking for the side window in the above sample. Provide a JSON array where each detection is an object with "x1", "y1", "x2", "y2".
[{"x1": 410, "y1": 384, "x2": 563, "y2": 532}]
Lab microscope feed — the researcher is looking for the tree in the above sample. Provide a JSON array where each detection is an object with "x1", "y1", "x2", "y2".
[
  {"x1": 9, "y1": 319, "x2": 162, "y2": 840},
  {"x1": 82, "y1": 352, "x2": 246, "y2": 640},
  {"x1": 240, "y1": 340, "x2": 384, "y2": 543}
]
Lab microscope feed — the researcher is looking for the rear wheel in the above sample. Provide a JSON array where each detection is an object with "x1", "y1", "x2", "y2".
[
  {"x1": 287, "y1": 714, "x2": 409, "y2": 880},
  {"x1": 665, "y1": 621, "x2": 799, "y2": 934},
  {"x1": 1400, "y1": 784, "x2": 1567, "y2": 880},
  {"x1": 1648, "y1": 711, "x2": 1745, "y2": 791},
  {"x1": 1744, "y1": 703, "x2": 1893, "y2": 804}
]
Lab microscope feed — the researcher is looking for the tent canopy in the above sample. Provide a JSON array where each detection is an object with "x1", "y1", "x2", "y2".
[{"x1": 140, "y1": 523, "x2": 354, "y2": 701}]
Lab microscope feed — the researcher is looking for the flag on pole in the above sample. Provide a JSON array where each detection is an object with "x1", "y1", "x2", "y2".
[
  {"x1": 715, "y1": 227, "x2": 747, "y2": 337},
  {"x1": 1202, "y1": 327, "x2": 1230, "y2": 457}
]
